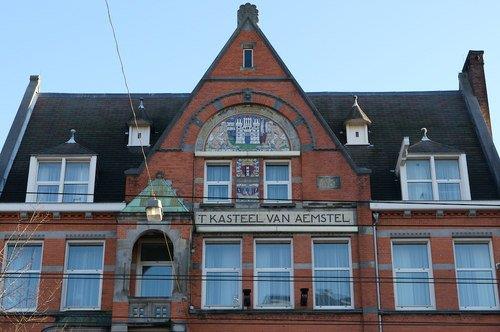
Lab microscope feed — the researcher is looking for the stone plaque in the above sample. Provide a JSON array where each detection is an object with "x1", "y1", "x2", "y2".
[{"x1": 317, "y1": 176, "x2": 341, "y2": 190}]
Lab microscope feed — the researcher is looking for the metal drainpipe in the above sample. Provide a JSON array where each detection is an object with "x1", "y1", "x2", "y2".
[{"x1": 372, "y1": 212, "x2": 383, "y2": 332}]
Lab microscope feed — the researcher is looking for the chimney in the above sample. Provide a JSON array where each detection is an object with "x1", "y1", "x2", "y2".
[
  {"x1": 237, "y1": 3, "x2": 258, "y2": 27},
  {"x1": 461, "y1": 50, "x2": 491, "y2": 132}
]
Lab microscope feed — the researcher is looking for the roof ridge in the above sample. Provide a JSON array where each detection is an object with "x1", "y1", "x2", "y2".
[
  {"x1": 306, "y1": 90, "x2": 460, "y2": 96},
  {"x1": 39, "y1": 92, "x2": 191, "y2": 98}
]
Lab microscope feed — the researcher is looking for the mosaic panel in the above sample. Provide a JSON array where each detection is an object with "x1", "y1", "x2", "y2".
[{"x1": 236, "y1": 158, "x2": 259, "y2": 178}]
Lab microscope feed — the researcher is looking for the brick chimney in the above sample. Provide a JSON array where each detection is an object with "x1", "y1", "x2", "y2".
[
  {"x1": 237, "y1": 3, "x2": 258, "y2": 27},
  {"x1": 461, "y1": 50, "x2": 491, "y2": 132}
]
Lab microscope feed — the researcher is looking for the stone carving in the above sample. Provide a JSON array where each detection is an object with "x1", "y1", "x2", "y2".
[
  {"x1": 206, "y1": 114, "x2": 290, "y2": 151},
  {"x1": 317, "y1": 176, "x2": 341, "y2": 190}
]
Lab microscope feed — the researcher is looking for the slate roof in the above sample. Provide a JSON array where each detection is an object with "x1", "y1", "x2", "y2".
[
  {"x1": 1, "y1": 90, "x2": 498, "y2": 202},
  {"x1": 407, "y1": 139, "x2": 463, "y2": 154}
]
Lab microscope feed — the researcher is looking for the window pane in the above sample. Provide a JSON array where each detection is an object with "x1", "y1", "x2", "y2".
[
  {"x1": 65, "y1": 162, "x2": 89, "y2": 181},
  {"x1": 244, "y1": 49, "x2": 253, "y2": 68},
  {"x1": 408, "y1": 182, "x2": 433, "y2": 200},
  {"x1": 65, "y1": 274, "x2": 100, "y2": 308},
  {"x1": 406, "y1": 160, "x2": 431, "y2": 180},
  {"x1": 62, "y1": 184, "x2": 88, "y2": 203},
  {"x1": 438, "y1": 183, "x2": 461, "y2": 200},
  {"x1": 37, "y1": 185, "x2": 59, "y2": 202},
  {"x1": 257, "y1": 272, "x2": 290, "y2": 307},
  {"x1": 67, "y1": 244, "x2": 103, "y2": 270},
  {"x1": 205, "y1": 243, "x2": 240, "y2": 269},
  {"x1": 37, "y1": 162, "x2": 61, "y2": 181},
  {"x1": 314, "y1": 243, "x2": 349, "y2": 268},
  {"x1": 141, "y1": 243, "x2": 172, "y2": 262},
  {"x1": 455, "y1": 243, "x2": 491, "y2": 269},
  {"x1": 206, "y1": 272, "x2": 239, "y2": 307},
  {"x1": 393, "y1": 243, "x2": 429, "y2": 269},
  {"x1": 457, "y1": 271, "x2": 496, "y2": 308},
  {"x1": 315, "y1": 270, "x2": 351, "y2": 307},
  {"x1": 207, "y1": 165, "x2": 230, "y2": 182},
  {"x1": 140, "y1": 266, "x2": 172, "y2": 297},
  {"x1": 267, "y1": 184, "x2": 288, "y2": 200},
  {"x1": 435, "y1": 160, "x2": 460, "y2": 180},
  {"x1": 207, "y1": 185, "x2": 229, "y2": 201},
  {"x1": 395, "y1": 272, "x2": 431, "y2": 307},
  {"x1": 266, "y1": 164, "x2": 289, "y2": 181},
  {"x1": 6, "y1": 244, "x2": 42, "y2": 271},
  {"x1": 256, "y1": 243, "x2": 291, "y2": 268},
  {"x1": 2, "y1": 273, "x2": 40, "y2": 310}
]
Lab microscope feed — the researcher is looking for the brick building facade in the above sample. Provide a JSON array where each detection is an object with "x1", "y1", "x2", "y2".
[{"x1": 0, "y1": 3, "x2": 499, "y2": 332}]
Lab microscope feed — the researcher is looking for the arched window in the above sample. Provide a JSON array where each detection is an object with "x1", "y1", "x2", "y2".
[{"x1": 136, "y1": 237, "x2": 174, "y2": 297}]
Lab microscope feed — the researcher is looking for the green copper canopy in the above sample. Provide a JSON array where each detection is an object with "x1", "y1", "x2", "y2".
[{"x1": 122, "y1": 178, "x2": 189, "y2": 213}]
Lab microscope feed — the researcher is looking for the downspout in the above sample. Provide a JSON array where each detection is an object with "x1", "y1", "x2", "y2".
[{"x1": 372, "y1": 212, "x2": 383, "y2": 332}]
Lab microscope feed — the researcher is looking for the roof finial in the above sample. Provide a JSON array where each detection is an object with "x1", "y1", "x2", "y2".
[
  {"x1": 67, "y1": 129, "x2": 76, "y2": 144},
  {"x1": 352, "y1": 95, "x2": 359, "y2": 107},
  {"x1": 421, "y1": 127, "x2": 430, "y2": 141},
  {"x1": 138, "y1": 98, "x2": 145, "y2": 110}
]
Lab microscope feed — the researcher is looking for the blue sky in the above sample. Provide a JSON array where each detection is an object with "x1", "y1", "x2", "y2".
[{"x1": 1, "y1": 0, "x2": 499, "y2": 150}]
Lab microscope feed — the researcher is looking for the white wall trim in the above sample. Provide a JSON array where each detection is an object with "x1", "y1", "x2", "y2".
[
  {"x1": 0, "y1": 202, "x2": 125, "y2": 212},
  {"x1": 195, "y1": 151, "x2": 300, "y2": 157},
  {"x1": 370, "y1": 201, "x2": 500, "y2": 211}
]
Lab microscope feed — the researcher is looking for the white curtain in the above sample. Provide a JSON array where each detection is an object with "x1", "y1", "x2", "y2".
[
  {"x1": 406, "y1": 160, "x2": 431, "y2": 180},
  {"x1": 435, "y1": 160, "x2": 460, "y2": 180},
  {"x1": 37, "y1": 185, "x2": 59, "y2": 202},
  {"x1": 257, "y1": 272, "x2": 290, "y2": 307},
  {"x1": 315, "y1": 270, "x2": 351, "y2": 307},
  {"x1": 256, "y1": 243, "x2": 291, "y2": 268},
  {"x1": 63, "y1": 184, "x2": 88, "y2": 202},
  {"x1": 455, "y1": 243, "x2": 496, "y2": 307},
  {"x1": 267, "y1": 185, "x2": 288, "y2": 200},
  {"x1": 408, "y1": 183, "x2": 433, "y2": 200},
  {"x1": 65, "y1": 162, "x2": 89, "y2": 181},
  {"x1": 207, "y1": 185, "x2": 228, "y2": 201},
  {"x1": 204, "y1": 243, "x2": 240, "y2": 306},
  {"x1": 314, "y1": 243, "x2": 349, "y2": 268},
  {"x1": 6, "y1": 244, "x2": 42, "y2": 271},
  {"x1": 207, "y1": 165, "x2": 230, "y2": 181},
  {"x1": 65, "y1": 244, "x2": 103, "y2": 308},
  {"x1": 393, "y1": 244, "x2": 431, "y2": 307},
  {"x1": 37, "y1": 162, "x2": 60, "y2": 181},
  {"x1": 265, "y1": 165, "x2": 289, "y2": 181},
  {"x1": 140, "y1": 266, "x2": 172, "y2": 297},
  {"x1": 438, "y1": 183, "x2": 461, "y2": 200}
]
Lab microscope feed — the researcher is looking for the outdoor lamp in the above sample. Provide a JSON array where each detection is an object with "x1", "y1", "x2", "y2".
[
  {"x1": 300, "y1": 288, "x2": 309, "y2": 306},
  {"x1": 146, "y1": 197, "x2": 163, "y2": 222}
]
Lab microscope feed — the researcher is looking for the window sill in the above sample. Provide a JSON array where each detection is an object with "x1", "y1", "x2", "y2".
[
  {"x1": 199, "y1": 202, "x2": 235, "y2": 209},
  {"x1": 260, "y1": 202, "x2": 296, "y2": 208},
  {"x1": 381, "y1": 309, "x2": 500, "y2": 315},
  {"x1": 190, "y1": 308, "x2": 363, "y2": 315}
]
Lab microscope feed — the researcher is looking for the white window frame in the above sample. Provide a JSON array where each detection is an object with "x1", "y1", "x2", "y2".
[
  {"x1": 263, "y1": 160, "x2": 291, "y2": 203},
  {"x1": 391, "y1": 239, "x2": 435, "y2": 310},
  {"x1": 61, "y1": 240, "x2": 105, "y2": 311},
  {"x1": 135, "y1": 239, "x2": 174, "y2": 298},
  {"x1": 1, "y1": 241, "x2": 44, "y2": 312},
  {"x1": 400, "y1": 154, "x2": 471, "y2": 201},
  {"x1": 312, "y1": 238, "x2": 354, "y2": 309},
  {"x1": 253, "y1": 238, "x2": 294, "y2": 309},
  {"x1": 26, "y1": 156, "x2": 97, "y2": 203},
  {"x1": 243, "y1": 48, "x2": 253, "y2": 68},
  {"x1": 202, "y1": 238, "x2": 242, "y2": 309},
  {"x1": 128, "y1": 125, "x2": 151, "y2": 147},
  {"x1": 453, "y1": 239, "x2": 499, "y2": 310},
  {"x1": 345, "y1": 124, "x2": 369, "y2": 145},
  {"x1": 204, "y1": 161, "x2": 232, "y2": 204}
]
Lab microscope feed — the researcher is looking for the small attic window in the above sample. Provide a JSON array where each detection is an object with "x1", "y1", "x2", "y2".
[
  {"x1": 128, "y1": 126, "x2": 150, "y2": 147},
  {"x1": 243, "y1": 49, "x2": 253, "y2": 68},
  {"x1": 345, "y1": 96, "x2": 371, "y2": 145}
]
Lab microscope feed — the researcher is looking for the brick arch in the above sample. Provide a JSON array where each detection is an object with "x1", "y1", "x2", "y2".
[{"x1": 179, "y1": 89, "x2": 316, "y2": 150}]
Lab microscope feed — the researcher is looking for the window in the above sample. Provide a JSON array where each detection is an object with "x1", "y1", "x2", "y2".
[
  {"x1": 346, "y1": 124, "x2": 369, "y2": 145},
  {"x1": 264, "y1": 162, "x2": 291, "y2": 202},
  {"x1": 313, "y1": 240, "x2": 353, "y2": 308},
  {"x1": 254, "y1": 240, "x2": 292, "y2": 308},
  {"x1": 454, "y1": 241, "x2": 499, "y2": 310},
  {"x1": 203, "y1": 241, "x2": 241, "y2": 309},
  {"x1": 62, "y1": 242, "x2": 104, "y2": 310},
  {"x1": 392, "y1": 241, "x2": 434, "y2": 310},
  {"x1": 403, "y1": 156, "x2": 469, "y2": 200},
  {"x1": 128, "y1": 125, "x2": 150, "y2": 146},
  {"x1": 27, "y1": 156, "x2": 97, "y2": 203},
  {"x1": 204, "y1": 163, "x2": 231, "y2": 203},
  {"x1": 137, "y1": 242, "x2": 173, "y2": 297},
  {"x1": 243, "y1": 49, "x2": 253, "y2": 68},
  {"x1": 1, "y1": 243, "x2": 42, "y2": 311}
]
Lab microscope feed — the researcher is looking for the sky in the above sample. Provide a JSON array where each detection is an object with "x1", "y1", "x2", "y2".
[{"x1": 1, "y1": 0, "x2": 499, "y2": 151}]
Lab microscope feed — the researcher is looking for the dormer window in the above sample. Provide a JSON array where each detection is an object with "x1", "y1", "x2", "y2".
[
  {"x1": 128, "y1": 98, "x2": 151, "y2": 147},
  {"x1": 396, "y1": 129, "x2": 471, "y2": 201},
  {"x1": 26, "y1": 129, "x2": 97, "y2": 203},
  {"x1": 345, "y1": 96, "x2": 371, "y2": 145}
]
